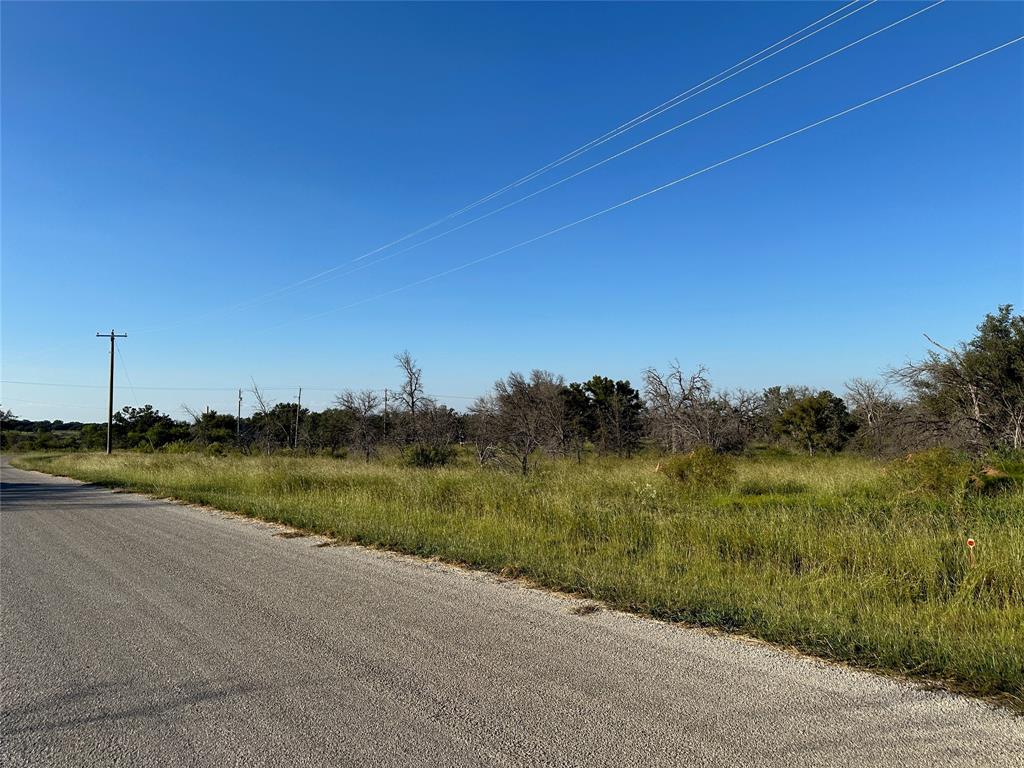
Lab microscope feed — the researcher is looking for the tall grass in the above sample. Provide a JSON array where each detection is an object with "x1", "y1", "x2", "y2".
[{"x1": 14, "y1": 451, "x2": 1023, "y2": 707}]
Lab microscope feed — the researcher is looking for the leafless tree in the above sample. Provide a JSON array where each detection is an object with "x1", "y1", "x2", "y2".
[
  {"x1": 467, "y1": 395, "x2": 502, "y2": 466},
  {"x1": 395, "y1": 350, "x2": 424, "y2": 440},
  {"x1": 491, "y1": 370, "x2": 565, "y2": 475},
  {"x1": 249, "y1": 380, "x2": 289, "y2": 453},
  {"x1": 644, "y1": 362, "x2": 709, "y2": 452},
  {"x1": 844, "y1": 378, "x2": 908, "y2": 456},
  {"x1": 643, "y1": 363, "x2": 760, "y2": 453},
  {"x1": 418, "y1": 400, "x2": 461, "y2": 452},
  {"x1": 335, "y1": 388, "x2": 382, "y2": 461}
]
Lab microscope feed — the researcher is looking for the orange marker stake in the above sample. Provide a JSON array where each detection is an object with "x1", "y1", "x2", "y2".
[{"x1": 966, "y1": 538, "x2": 976, "y2": 568}]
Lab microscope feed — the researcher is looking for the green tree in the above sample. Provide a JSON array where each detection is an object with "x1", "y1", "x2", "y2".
[
  {"x1": 560, "y1": 382, "x2": 594, "y2": 462},
  {"x1": 774, "y1": 391, "x2": 857, "y2": 455},
  {"x1": 113, "y1": 405, "x2": 187, "y2": 449},
  {"x1": 895, "y1": 305, "x2": 1024, "y2": 450},
  {"x1": 191, "y1": 411, "x2": 238, "y2": 446},
  {"x1": 583, "y1": 376, "x2": 644, "y2": 456}
]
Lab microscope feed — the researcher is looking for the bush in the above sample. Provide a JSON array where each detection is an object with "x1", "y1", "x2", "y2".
[
  {"x1": 659, "y1": 446, "x2": 736, "y2": 493},
  {"x1": 967, "y1": 467, "x2": 1017, "y2": 496},
  {"x1": 403, "y1": 443, "x2": 456, "y2": 468},
  {"x1": 967, "y1": 451, "x2": 1023, "y2": 495},
  {"x1": 884, "y1": 448, "x2": 973, "y2": 499}
]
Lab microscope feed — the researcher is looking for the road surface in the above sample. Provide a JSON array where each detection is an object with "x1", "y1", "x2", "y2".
[{"x1": 1, "y1": 460, "x2": 1021, "y2": 766}]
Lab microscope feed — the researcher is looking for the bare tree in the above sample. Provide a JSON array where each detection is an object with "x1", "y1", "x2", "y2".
[
  {"x1": 644, "y1": 362, "x2": 710, "y2": 452},
  {"x1": 395, "y1": 350, "x2": 425, "y2": 441},
  {"x1": 467, "y1": 395, "x2": 502, "y2": 466},
  {"x1": 418, "y1": 400, "x2": 461, "y2": 452},
  {"x1": 643, "y1": 363, "x2": 759, "y2": 453},
  {"x1": 491, "y1": 370, "x2": 565, "y2": 475},
  {"x1": 844, "y1": 378, "x2": 907, "y2": 456},
  {"x1": 249, "y1": 380, "x2": 289, "y2": 453},
  {"x1": 335, "y1": 388, "x2": 382, "y2": 461}
]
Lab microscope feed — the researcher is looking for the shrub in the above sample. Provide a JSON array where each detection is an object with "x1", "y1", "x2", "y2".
[
  {"x1": 659, "y1": 446, "x2": 736, "y2": 492},
  {"x1": 404, "y1": 443, "x2": 456, "y2": 468},
  {"x1": 986, "y1": 450, "x2": 1024, "y2": 486},
  {"x1": 967, "y1": 467, "x2": 1017, "y2": 496},
  {"x1": 204, "y1": 442, "x2": 226, "y2": 457},
  {"x1": 884, "y1": 447, "x2": 973, "y2": 499},
  {"x1": 967, "y1": 451, "x2": 1023, "y2": 496}
]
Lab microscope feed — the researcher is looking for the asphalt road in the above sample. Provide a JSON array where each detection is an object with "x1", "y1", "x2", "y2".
[{"x1": 1, "y1": 461, "x2": 1021, "y2": 767}]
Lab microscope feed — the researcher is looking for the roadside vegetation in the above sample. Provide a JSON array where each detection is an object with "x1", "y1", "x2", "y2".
[{"x1": 7, "y1": 305, "x2": 1023, "y2": 706}]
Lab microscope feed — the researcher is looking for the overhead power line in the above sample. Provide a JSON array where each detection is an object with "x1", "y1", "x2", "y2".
[
  {"x1": 430, "y1": 1, "x2": 874, "y2": 220},
  {"x1": 134, "y1": 1, "x2": 874, "y2": 334},
  {"x1": 252, "y1": 0, "x2": 943, "y2": 300},
  {"x1": 266, "y1": 34, "x2": 1024, "y2": 328},
  {"x1": 1, "y1": 379, "x2": 479, "y2": 400},
  {"x1": 1, "y1": 397, "x2": 101, "y2": 412},
  {"x1": 115, "y1": 343, "x2": 143, "y2": 409}
]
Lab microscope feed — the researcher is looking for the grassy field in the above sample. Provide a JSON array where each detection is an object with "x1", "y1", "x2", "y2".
[{"x1": 12, "y1": 450, "x2": 1024, "y2": 708}]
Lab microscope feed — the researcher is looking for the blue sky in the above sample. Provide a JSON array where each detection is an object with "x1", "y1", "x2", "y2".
[{"x1": 2, "y1": 1, "x2": 1022, "y2": 421}]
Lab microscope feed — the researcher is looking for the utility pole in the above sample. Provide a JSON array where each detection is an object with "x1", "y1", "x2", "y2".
[
  {"x1": 294, "y1": 387, "x2": 302, "y2": 451},
  {"x1": 237, "y1": 388, "x2": 243, "y2": 443},
  {"x1": 383, "y1": 388, "x2": 388, "y2": 441},
  {"x1": 95, "y1": 329, "x2": 127, "y2": 455}
]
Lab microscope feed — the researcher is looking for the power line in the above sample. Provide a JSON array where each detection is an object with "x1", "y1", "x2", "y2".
[
  {"x1": 132, "y1": 1, "x2": 873, "y2": 335},
  {"x1": 2, "y1": 380, "x2": 241, "y2": 391},
  {"x1": 1, "y1": 397, "x2": 101, "y2": 412},
  {"x1": 248, "y1": 0, "x2": 942, "y2": 301},
  {"x1": 429, "y1": 1, "x2": 874, "y2": 218},
  {"x1": 343, "y1": 1, "x2": 878, "y2": 263},
  {"x1": 266, "y1": 35, "x2": 1024, "y2": 328},
  {"x1": 115, "y1": 343, "x2": 142, "y2": 410},
  {"x1": 1, "y1": 379, "x2": 480, "y2": 400}
]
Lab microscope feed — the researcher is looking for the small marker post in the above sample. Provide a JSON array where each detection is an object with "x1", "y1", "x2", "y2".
[{"x1": 966, "y1": 538, "x2": 976, "y2": 568}]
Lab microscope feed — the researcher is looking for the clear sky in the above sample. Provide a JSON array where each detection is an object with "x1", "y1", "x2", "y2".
[{"x1": 2, "y1": 1, "x2": 1022, "y2": 422}]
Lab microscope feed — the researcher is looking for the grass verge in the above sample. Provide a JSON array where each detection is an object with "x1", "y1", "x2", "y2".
[{"x1": 11, "y1": 451, "x2": 1023, "y2": 710}]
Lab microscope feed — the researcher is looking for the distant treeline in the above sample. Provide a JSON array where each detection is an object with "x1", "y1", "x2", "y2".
[{"x1": 3, "y1": 305, "x2": 1021, "y2": 472}]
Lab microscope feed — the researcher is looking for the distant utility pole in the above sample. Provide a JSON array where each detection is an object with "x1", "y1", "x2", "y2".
[
  {"x1": 237, "y1": 388, "x2": 243, "y2": 443},
  {"x1": 95, "y1": 329, "x2": 127, "y2": 455},
  {"x1": 383, "y1": 388, "x2": 388, "y2": 440},
  {"x1": 294, "y1": 387, "x2": 302, "y2": 451}
]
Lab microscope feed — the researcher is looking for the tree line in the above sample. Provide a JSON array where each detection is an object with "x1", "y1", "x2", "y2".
[{"x1": 3, "y1": 305, "x2": 1020, "y2": 469}]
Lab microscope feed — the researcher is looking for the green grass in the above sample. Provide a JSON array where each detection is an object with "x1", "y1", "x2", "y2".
[{"x1": 13, "y1": 450, "x2": 1024, "y2": 708}]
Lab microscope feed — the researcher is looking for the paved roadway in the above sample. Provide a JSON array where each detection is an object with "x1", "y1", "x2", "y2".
[{"x1": 1, "y1": 460, "x2": 1021, "y2": 767}]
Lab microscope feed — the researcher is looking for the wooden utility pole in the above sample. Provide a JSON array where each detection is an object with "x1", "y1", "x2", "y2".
[
  {"x1": 237, "y1": 389, "x2": 243, "y2": 443},
  {"x1": 383, "y1": 388, "x2": 388, "y2": 440},
  {"x1": 96, "y1": 329, "x2": 127, "y2": 455},
  {"x1": 294, "y1": 388, "x2": 302, "y2": 451}
]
